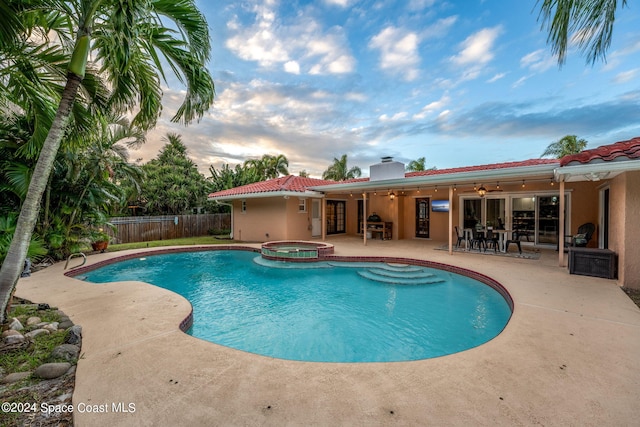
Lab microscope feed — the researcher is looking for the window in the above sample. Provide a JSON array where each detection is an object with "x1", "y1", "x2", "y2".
[
  {"x1": 241, "y1": 199, "x2": 247, "y2": 213},
  {"x1": 298, "y1": 198, "x2": 307, "y2": 212}
]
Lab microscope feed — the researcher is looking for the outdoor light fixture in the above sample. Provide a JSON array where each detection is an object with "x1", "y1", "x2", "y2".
[
  {"x1": 522, "y1": 180, "x2": 525, "y2": 188},
  {"x1": 477, "y1": 185, "x2": 487, "y2": 197},
  {"x1": 473, "y1": 183, "x2": 477, "y2": 191},
  {"x1": 550, "y1": 178, "x2": 555, "y2": 186},
  {"x1": 453, "y1": 184, "x2": 457, "y2": 191},
  {"x1": 435, "y1": 185, "x2": 438, "y2": 192},
  {"x1": 496, "y1": 181, "x2": 500, "y2": 189},
  {"x1": 389, "y1": 191, "x2": 396, "y2": 200}
]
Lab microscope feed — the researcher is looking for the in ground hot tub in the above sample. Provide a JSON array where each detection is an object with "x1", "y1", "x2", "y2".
[{"x1": 260, "y1": 240, "x2": 334, "y2": 262}]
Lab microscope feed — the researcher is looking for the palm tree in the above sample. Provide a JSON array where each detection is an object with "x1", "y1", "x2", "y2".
[
  {"x1": 541, "y1": 135, "x2": 588, "y2": 158},
  {"x1": 0, "y1": 0, "x2": 215, "y2": 323},
  {"x1": 322, "y1": 154, "x2": 362, "y2": 181},
  {"x1": 537, "y1": 0, "x2": 628, "y2": 65},
  {"x1": 62, "y1": 115, "x2": 145, "y2": 242},
  {"x1": 263, "y1": 154, "x2": 289, "y2": 179},
  {"x1": 244, "y1": 154, "x2": 289, "y2": 180},
  {"x1": 406, "y1": 157, "x2": 426, "y2": 172}
]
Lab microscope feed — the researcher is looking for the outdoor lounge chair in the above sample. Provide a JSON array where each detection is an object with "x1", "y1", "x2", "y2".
[{"x1": 571, "y1": 222, "x2": 596, "y2": 247}]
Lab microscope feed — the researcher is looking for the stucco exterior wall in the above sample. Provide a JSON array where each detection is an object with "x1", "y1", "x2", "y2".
[
  {"x1": 284, "y1": 197, "x2": 314, "y2": 240},
  {"x1": 233, "y1": 198, "x2": 287, "y2": 242},
  {"x1": 232, "y1": 196, "x2": 317, "y2": 242},
  {"x1": 609, "y1": 171, "x2": 640, "y2": 289}
]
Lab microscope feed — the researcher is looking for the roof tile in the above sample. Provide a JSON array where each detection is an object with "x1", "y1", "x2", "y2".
[
  {"x1": 208, "y1": 175, "x2": 336, "y2": 198},
  {"x1": 560, "y1": 137, "x2": 640, "y2": 166},
  {"x1": 405, "y1": 158, "x2": 558, "y2": 178}
]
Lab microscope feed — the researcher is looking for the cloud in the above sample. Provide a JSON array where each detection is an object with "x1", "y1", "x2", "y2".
[
  {"x1": 225, "y1": 2, "x2": 355, "y2": 75},
  {"x1": 323, "y1": 0, "x2": 353, "y2": 7},
  {"x1": 284, "y1": 61, "x2": 300, "y2": 74},
  {"x1": 613, "y1": 68, "x2": 640, "y2": 84},
  {"x1": 511, "y1": 75, "x2": 530, "y2": 89},
  {"x1": 413, "y1": 94, "x2": 451, "y2": 119},
  {"x1": 420, "y1": 16, "x2": 458, "y2": 39},
  {"x1": 369, "y1": 26, "x2": 421, "y2": 81},
  {"x1": 129, "y1": 78, "x2": 375, "y2": 177},
  {"x1": 408, "y1": 0, "x2": 437, "y2": 11},
  {"x1": 451, "y1": 26, "x2": 502, "y2": 66},
  {"x1": 448, "y1": 26, "x2": 502, "y2": 83},
  {"x1": 520, "y1": 49, "x2": 556, "y2": 73},
  {"x1": 602, "y1": 37, "x2": 640, "y2": 71},
  {"x1": 424, "y1": 91, "x2": 640, "y2": 139},
  {"x1": 487, "y1": 72, "x2": 506, "y2": 83}
]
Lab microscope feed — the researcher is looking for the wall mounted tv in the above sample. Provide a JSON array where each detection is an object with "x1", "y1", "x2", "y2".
[{"x1": 431, "y1": 200, "x2": 450, "y2": 212}]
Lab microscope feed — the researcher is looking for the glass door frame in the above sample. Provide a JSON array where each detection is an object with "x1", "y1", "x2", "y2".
[
  {"x1": 459, "y1": 190, "x2": 571, "y2": 247},
  {"x1": 415, "y1": 197, "x2": 430, "y2": 238}
]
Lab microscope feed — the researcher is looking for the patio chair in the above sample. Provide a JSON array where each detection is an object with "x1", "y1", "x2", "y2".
[
  {"x1": 505, "y1": 231, "x2": 522, "y2": 254},
  {"x1": 571, "y1": 222, "x2": 596, "y2": 247},
  {"x1": 484, "y1": 229, "x2": 499, "y2": 253},
  {"x1": 470, "y1": 228, "x2": 486, "y2": 251}
]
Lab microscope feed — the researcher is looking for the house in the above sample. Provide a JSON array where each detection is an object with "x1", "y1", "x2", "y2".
[{"x1": 208, "y1": 137, "x2": 640, "y2": 289}]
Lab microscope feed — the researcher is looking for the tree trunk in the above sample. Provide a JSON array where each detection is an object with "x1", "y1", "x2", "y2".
[{"x1": 0, "y1": 73, "x2": 83, "y2": 324}]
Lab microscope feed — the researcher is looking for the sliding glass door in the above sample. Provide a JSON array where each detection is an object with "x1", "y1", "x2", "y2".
[{"x1": 460, "y1": 192, "x2": 568, "y2": 246}]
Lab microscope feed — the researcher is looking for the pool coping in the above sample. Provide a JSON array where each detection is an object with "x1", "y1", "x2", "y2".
[{"x1": 15, "y1": 240, "x2": 640, "y2": 426}]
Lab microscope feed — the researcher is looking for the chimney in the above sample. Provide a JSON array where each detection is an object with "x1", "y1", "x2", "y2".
[{"x1": 370, "y1": 157, "x2": 405, "y2": 181}]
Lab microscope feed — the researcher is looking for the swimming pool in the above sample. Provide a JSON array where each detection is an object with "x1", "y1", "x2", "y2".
[{"x1": 80, "y1": 250, "x2": 512, "y2": 362}]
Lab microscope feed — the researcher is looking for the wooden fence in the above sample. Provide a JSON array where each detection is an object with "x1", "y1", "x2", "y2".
[{"x1": 106, "y1": 214, "x2": 231, "y2": 244}]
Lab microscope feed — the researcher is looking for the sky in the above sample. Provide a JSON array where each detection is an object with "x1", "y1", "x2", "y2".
[{"x1": 128, "y1": 0, "x2": 640, "y2": 178}]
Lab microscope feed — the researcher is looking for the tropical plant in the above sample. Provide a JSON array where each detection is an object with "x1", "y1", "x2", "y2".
[
  {"x1": 405, "y1": 157, "x2": 437, "y2": 172},
  {"x1": 209, "y1": 163, "x2": 262, "y2": 193},
  {"x1": 138, "y1": 134, "x2": 209, "y2": 215},
  {"x1": 244, "y1": 154, "x2": 289, "y2": 180},
  {"x1": 537, "y1": 0, "x2": 629, "y2": 65},
  {"x1": 0, "y1": 214, "x2": 47, "y2": 265},
  {"x1": 0, "y1": 0, "x2": 215, "y2": 323},
  {"x1": 322, "y1": 154, "x2": 362, "y2": 181},
  {"x1": 541, "y1": 135, "x2": 588, "y2": 158}
]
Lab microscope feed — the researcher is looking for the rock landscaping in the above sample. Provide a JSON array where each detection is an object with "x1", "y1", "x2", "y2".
[{"x1": 1, "y1": 300, "x2": 81, "y2": 426}]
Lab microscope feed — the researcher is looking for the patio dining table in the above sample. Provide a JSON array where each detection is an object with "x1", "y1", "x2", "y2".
[{"x1": 463, "y1": 228, "x2": 473, "y2": 250}]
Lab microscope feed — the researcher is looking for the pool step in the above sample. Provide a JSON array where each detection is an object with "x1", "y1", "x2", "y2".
[
  {"x1": 366, "y1": 268, "x2": 438, "y2": 280},
  {"x1": 381, "y1": 264, "x2": 424, "y2": 272},
  {"x1": 357, "y1": 269, "x2": 445, "y2": 285},
  {"x1": 326, "y1": 262, "x2": 424, "y2": 272}
]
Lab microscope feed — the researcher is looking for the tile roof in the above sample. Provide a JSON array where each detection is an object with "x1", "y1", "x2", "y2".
[
  {"x1": 560, "y1": 137, "x2": 640, "y2": 166},
  {"x1": 405, "y1": 158, "x2": 558, "y2": 178},
  {"x1": 208, "y1": 175, "x2": 336, "y2": 199}
]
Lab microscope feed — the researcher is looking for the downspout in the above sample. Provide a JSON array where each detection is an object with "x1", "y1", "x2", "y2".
[{"x1": 215, "y1": 200, "x2": 234, "y2": 239}]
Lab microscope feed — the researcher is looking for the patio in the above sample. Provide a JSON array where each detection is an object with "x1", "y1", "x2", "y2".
[{"x1": 15, "y1": 237, "x2": 640, "y2": 426}]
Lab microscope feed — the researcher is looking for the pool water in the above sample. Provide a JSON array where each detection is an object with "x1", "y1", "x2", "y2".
[{"x1": 81, "y1": 250, "x2": 512, "y2": 362}]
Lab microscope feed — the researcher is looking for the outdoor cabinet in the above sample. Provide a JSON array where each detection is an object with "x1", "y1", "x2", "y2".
[{"x1": 568, "y1": 247, "x2": 617, "y2": 279}]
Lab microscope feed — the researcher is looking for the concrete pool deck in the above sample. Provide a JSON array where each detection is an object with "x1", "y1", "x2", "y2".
[{"x1": 15, "y1": 237, "x2": 640, "y2": 426}]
